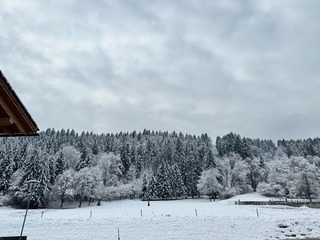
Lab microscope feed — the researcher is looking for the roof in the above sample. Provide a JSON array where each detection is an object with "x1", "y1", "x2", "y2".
[{"x1": 0, "y1": 70, "x2": 39, "y2": 136}]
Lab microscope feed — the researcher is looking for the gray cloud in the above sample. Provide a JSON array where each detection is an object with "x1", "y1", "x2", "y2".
[{"x1": 1, "y1": 0, "x2": 320, "y2": 142}]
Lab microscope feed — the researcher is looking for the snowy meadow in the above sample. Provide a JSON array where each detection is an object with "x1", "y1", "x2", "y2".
[{"x1": 1, "y1": 193, "x2": 320, "y2": 240}]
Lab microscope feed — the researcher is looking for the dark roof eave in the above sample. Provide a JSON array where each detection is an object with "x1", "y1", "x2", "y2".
[
  {"x1": 0, "y1": 70, "x2": 39, "y2": 134},
  {"x1": 0, "y1": 132, "x2": 39, "y2": 137}
]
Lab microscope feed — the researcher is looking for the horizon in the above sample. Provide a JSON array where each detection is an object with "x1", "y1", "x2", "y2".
[{"x1": 38, "y1": 127, "x2": 317, "y2": 144}]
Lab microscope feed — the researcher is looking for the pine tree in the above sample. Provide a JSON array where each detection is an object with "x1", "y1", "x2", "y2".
[
  {"x1": 120, "y1": 143, "x2": 131, "y2": 174},
  {"x1": 33, "y1": 153, "x2": 51, "y2": 207},
  {"x1": 205, "y1": 147, "x2": 216, "y2": 169},
  {"x1": 76, "y1": 146, "x2": 92, "y2": 171},
  {"x1": 0, "y1": 151, "x2": 14, "y2": 194},
  {"x1": 155, "y1": 163, "x2": 173, "y2": 199},
  {"x1": 16, "y1": 147, "x2": 51, "y2": 208},
  {"x1": 141, "y1": 174, "x2": 148, "y2": 200},
  {"x1": 174, "y1": 136, "x2": 185, "y2": 166},
  {"x1": 92, "y1": 140, "x2": 99, "y2": 155},
  {"x1": 234, "y1": 136, "x2": 253, "y2": 159},
  {"x1": 48, "y1": 155, "x2": 56, "y2": 185},
  {"x1": 170, "y1": 164, "x2": 187, "y2": 199},
  {"x1": 188, "y1": 143, "x2": 202, "y2": 198},
  {"x1": 216, "y1": 133, "x2": 237, "y2": 156},
  {"x1": 55, "y1": 151, "x2": 68, "y2": 176},
  {"x1": 148, "y1": 176, "x2": 158, "y2": 199}
]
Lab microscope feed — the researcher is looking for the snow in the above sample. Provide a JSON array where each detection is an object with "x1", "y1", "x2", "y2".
[{"x1": 1, "y1": 193, "x2": 320, "y2": 240}]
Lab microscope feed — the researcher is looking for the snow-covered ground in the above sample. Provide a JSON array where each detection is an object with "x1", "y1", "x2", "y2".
[{"x1": 1, "y1": 193, "x2": 320, "y2": 240}]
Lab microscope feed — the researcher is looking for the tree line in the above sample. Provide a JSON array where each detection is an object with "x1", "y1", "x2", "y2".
[
  {"x1": 0, "y1": 129, "x2": 214, "y2": 207},
  {"x1": 0, "y1": 129, "x2": 320, "y2": 208}
]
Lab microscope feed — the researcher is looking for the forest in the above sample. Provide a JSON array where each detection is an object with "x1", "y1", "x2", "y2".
[{"x1": 0, "y1": 129, "x2": 320, "y2": 208}]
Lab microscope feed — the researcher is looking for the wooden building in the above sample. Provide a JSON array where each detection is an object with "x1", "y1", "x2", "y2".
[{"x1": 0, "y1": 70, "x2": 39, "y2": 136}]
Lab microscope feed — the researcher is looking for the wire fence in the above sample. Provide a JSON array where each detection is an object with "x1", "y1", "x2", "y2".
[{"x1": 234, "y1": 198, "x2": 320, "y2": 208}]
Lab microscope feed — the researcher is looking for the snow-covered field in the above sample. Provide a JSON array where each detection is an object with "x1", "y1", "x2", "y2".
[{"x1": 1, "y1": 193, "x2": 320, "y2": 240}]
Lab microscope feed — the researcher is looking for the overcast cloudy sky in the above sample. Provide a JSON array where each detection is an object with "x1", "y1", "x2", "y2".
[{"x1": 1, "y1": 0, "x2": 320, "y2": 142}]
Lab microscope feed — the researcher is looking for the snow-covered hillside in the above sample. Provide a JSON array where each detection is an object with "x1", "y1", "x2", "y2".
[{"x1": 1, "y1": 193, "x2": 320, "y2": 240}]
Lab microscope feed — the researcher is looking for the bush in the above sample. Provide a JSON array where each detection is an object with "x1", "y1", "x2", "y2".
[
  {"x1": 221, "y1": 187, "x2": 237, "y2": 199},
  {"x1": 257, "y1": 182, "x2": 285, "y2": 197}
]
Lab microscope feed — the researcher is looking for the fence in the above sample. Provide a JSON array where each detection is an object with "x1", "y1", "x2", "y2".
[{"x1": 234, "y1": 199, "x2": 320, "y2": 208}]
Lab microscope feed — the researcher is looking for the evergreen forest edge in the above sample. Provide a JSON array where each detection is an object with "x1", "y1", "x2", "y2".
[{"x1": 0, "y1": 129, "x2": 319, "y2": 208}]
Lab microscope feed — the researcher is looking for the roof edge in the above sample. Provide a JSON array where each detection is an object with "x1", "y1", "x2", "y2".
[{"x1": 0, "y1": 70, "x2": 39, "y2": 134}]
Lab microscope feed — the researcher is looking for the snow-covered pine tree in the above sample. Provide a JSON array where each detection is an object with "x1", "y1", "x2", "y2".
[
  {"x1": 204, "y1": 147, "x2": 216, "y2": 169},
  {"x1": 188, "y1": 143, "x2": 202, "y2": 198},
  {"x1": 48, "y1": 155, "x2": 56, "y2": 185},
  {"x1": 135, "y1": 151, "x2": 143, "y2": 179},
  {"x1": 234, "y1": 136, "x2": 253, "y2": 159},
  {"x1": 0, "y1": 147, "x2": 14, "y2": 194},
  {"x1": 33, "y1": 152, "x2": 51, "y2": 207},
  {"x1": 55, "y1": 151, "x2": 68, "y2": 176},
  {"x1": 170, "y1": 164, "x2": 187, "y2": 199},
  {"x1": 141, "y1": 174, "x2": 148, "y2": 200},
  {"x1": 120, "y1": 143, "x2": 131, "y2": 174},
  {"x1": 173, "y1": 135, "x2": 185, "y2": 170},
  {"x1": 148, "y1": 176, "x2": 158, "y2": 200},
  {"x1": 76, "y1": 142, "x2": 93, "y2": 171},
  {"x1": 155, "y1": 162, "x2": 173, "y2": 199},
  {"x1": 13, "y1": 147, "x2": 51, "y2": 208},
  {"x1": 216, "y1": 133, "x2": 237, "y2": 156}
]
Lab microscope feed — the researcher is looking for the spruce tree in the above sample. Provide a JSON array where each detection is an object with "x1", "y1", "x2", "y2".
[
  {"x1": 148, "y1": 176, "x2": 158, "y2": 199},
  {"x1": 17, "y1": 147, "x2": 51, "y2": 208},
  {"x1": 234, "y1": 136, "x2": 253, "y2": 159},
  {"x1": 120, "y1": 143, "x2": 131, "y2": 174},
  {"x1": 141, "y1": 174, "x2": 148, "y2": 200},
  {"x1": 170, "y1": 164, "x2": 187, "y2": 199},
  {"x1": 33, "y1": 153, "x2": 51, "y2": 207},
  {"x1": 55, "y1": 151, "x2": 68, "y2": 176},
  {"x1": 205, "y1": 148, "x2": 216, "y2": 169},
  {"x1": 76, "y1": 146, "x2": 92, "y2": 171},
  {"x1": 155, "y1": 163, "x2": 173, "y2": 199},
  {"x1": 0, "y1": 152, "x2": 14, "y2": 194}
]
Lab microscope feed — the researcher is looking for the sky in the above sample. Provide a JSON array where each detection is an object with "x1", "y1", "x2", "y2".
[{"x1": 0, "y1": 0, "x2": 320, "y2": 142}]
